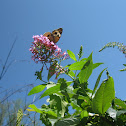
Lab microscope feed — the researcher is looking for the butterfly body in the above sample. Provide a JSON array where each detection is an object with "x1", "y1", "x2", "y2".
[{"x1": 43, "y1": 28, "x2": 63, "y2": 43}]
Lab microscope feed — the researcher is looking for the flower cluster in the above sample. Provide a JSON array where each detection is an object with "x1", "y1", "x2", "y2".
[
  {"x1": 119, "y1": 45, "x2": 126, "y2": 56},
  {"x1": 99, "y1": 42, "x2": 126, "y2": 57},
  {"x1": 29, "y1": 35, "x2": 69, "y2": 78},
  {"x1": 29, "y1": 35, "x2": 69, "y2": 63}
]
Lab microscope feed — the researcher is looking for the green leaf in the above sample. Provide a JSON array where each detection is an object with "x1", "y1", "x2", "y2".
[
  {"x1": 58, "y1": 78, "x2": 67, "y2": 90},
  {"x1": 56, "y1": 90, "x2": 90, "y2": 101},
  {"x1": 116, "y1": 110, "x2": 126, "y2": 117},
  {"x1": 29, "y1": 104, "x2": 57, "y2": 117},
  {"x1": 69, "y1": 61, "x2": 86, "y2": 70},
  {"x1": 28, "y1": 104, "x2": 43, "y2": 113},
  {"x1": 123, "y1": 64, "x2": 126, "y2": 66},
  {"x1": 114, "y1": 98, "x2": 126, "y2": 109},
  {"x1": 48, "y1": 61, "x2": 57, "y2": 81},
  {"x1": 58, "y1": 78, "x2": 71, "y2": 103},
  {"x1": 79, "y1": 52, "x2": 93, "y2": 83},
  {"x1": 49, "y1": 94, "x2": 68, "y2": 117},
  {"x1": 67, "y1": 70, "x2": 75, "y2": 77},
  {"x1": 66, "y1": 86, "x2": 90, "y2": 101},
  {"x1": 86, "y1": 52, "x2": 93, "y2": 62},
  {"x1": 65, "y1": 64, "x2": 71, "y2": 68},
  {"x1": 93, "y1": 63, "x2": 103, "y2": 69},
  {"x1": 92, "y1": 77, "x2": 115, "y2": 114},
  {"x1": 79, "y1": 61, "x2": 93, "y2": 83},
  {"x1": 54, "y1": 118, "x2": 80, "y2": 126},
  {"x1": 92, "y1": 68, "x2": 107, "y2": 97},
  {"x1": 71, "y1": 99, "x2": 82, "y2": 111},
  {"x1": 81, "y1": 110, "x2": 88, "y2": 119},
  {"x1": 67, "y1": 50, "x2": 77, "y2": 61},
  {"x1": 80, "y1": 58, "x2": 87, "y2": 61},
  {"x1": 40, "y1": 84, "x2": 60, "y2": 99},
  {"x1": 40, "y1": 81, "x2": 72, "y2": 99},
  {"x1": 28, "y1": 85, "x2": 46, "y2": 96},
  {"x1": 35, "y1": 71, "x2": 42, "y2": 80}
]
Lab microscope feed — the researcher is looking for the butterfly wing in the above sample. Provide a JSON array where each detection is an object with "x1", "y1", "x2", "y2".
[
  {"x1": 52, "y1": 28, "x2": 63, "y2": 43},
  {"x1": 43, "y1": 32, "x2": 54, "y2": 42}
]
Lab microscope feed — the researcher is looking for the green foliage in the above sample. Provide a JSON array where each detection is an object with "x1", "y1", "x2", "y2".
[
  {"x1": 48, "y1": 60, "x2": 57, "y2": 81},
  {"x1": 92, "y1": 68, "x2": 107, "y2": 97},
  {"x1": 114, "y1": 98, "x2": 126, "y2": 109},
  {"x1": 28, "y1": 85, "x2": 46, "y2": 96},
  {"x1": 79, "y1": 52, "x2": 93, "y2": 84},
  {"x1": 68, "y1": 60, "x2": 86, "y2": 70},
  {"x1": 81, "y1": 110, "x2": 88, "y2": 118},
  {"x1": 67, "y1": 50, "x2": 77, "y2": 61},
  {"x1": 35, "y1": 71, "x2": 42, "y2": 80},
  {"x1": 54, "y1": 118, "x2": 80, "y2": 126},
  {"x1": 92, "y1": 77, "x2": 115, "y2": 114},
  {"x1": 40, "y1": 81, "x2": 72, "y2": 99},
  {"x1": 28, "y1": 104, "x2": 57, "y2": 117},
  {"x1": 28, "y1": 45, "x2": 126, "y2": 125},
  {"x1": 93, "y1": 62, "x2": 104, "y2": 69}
]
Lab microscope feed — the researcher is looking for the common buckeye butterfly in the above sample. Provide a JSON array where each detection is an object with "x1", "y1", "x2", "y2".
[{"x1": 43, "y1": 28, "x2": 63, "y2": 43}]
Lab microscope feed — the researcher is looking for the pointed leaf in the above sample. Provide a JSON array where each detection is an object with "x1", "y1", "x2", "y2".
[
  {"x1": 123, "y1": 64, "x2": 126, "y2": 66},
  {"x1": 71, "y1": 100, "x2": 82, "y2": 111},
  {"x1": 79, "y1": 52, "x2": 93, "y2": 83},
  {"x1": 69, "y1": 61, "x2": 86, "y2": 70},
  {"x1": 48, "y1": 61, "x2": 57, "y2": 81},
  {"x1": 28, "y1": 104, "x2": 57, "y2": 117},
  {"x1": 28, "y1": 85, "x2": 46, "y2": 96},
  {"x1": 67, "y1": 50, "x2": 77, "y2": 61},
  {"x1": 81, "y1": 110, "x2": 88, "y2": 118},
  {"x1": 68, "y1": 70, "x2": 75, "y2": 77},
  {"x1": 92, "y1": 68, "x2": 107, "y2": 97},
  {"x1": 114, "y1": 98, "x2": 126, "y2": 109},
  {"x1": 35, "y1": 71, "x2": 42, "y2": 80},
  {"x1": 79, "y1": 61, "x2": 93, "y2": 83},
  {"x1": 28, "y1": 104, "x2": 43, "y2": 113},
  {"x1": 40, "y1": 84, "x2": 60, "y2": 99},
  {"x1": 40, "y1": 81, "x2": 72, "y2": 99},
  {"x1": 116, "y1": 110, "x2": 126, "y2": 117},
  {"x1": 49, "y1": 94, "x2": 68, "y2": 117},
  {"x1": 93, "y1": 63, "x2": 103, "y2": 69},
  {"x1": 54, "y1": 118, "x2": 79, "y2": 126},
  {"x1": 92, "y1": 77, "x2": 115, "y2": 114}
]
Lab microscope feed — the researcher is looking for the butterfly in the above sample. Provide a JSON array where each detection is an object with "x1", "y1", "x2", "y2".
[{"x1": 43, "y1": 28, "x2": 63, "y2": 43}]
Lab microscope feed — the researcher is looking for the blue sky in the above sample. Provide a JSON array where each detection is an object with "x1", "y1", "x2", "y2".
[{"x1": 0, "y1": 0, "x2": 126, "y2": 108}]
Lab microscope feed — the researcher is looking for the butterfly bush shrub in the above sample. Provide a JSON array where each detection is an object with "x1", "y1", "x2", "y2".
[{"x1": 27, "y1": 37, "x2": 126, "y2": 126}]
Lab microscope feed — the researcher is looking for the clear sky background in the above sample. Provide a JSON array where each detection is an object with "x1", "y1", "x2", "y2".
[{"x1": 0, "y1": 0, "x2": 126, "y2": 109}]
